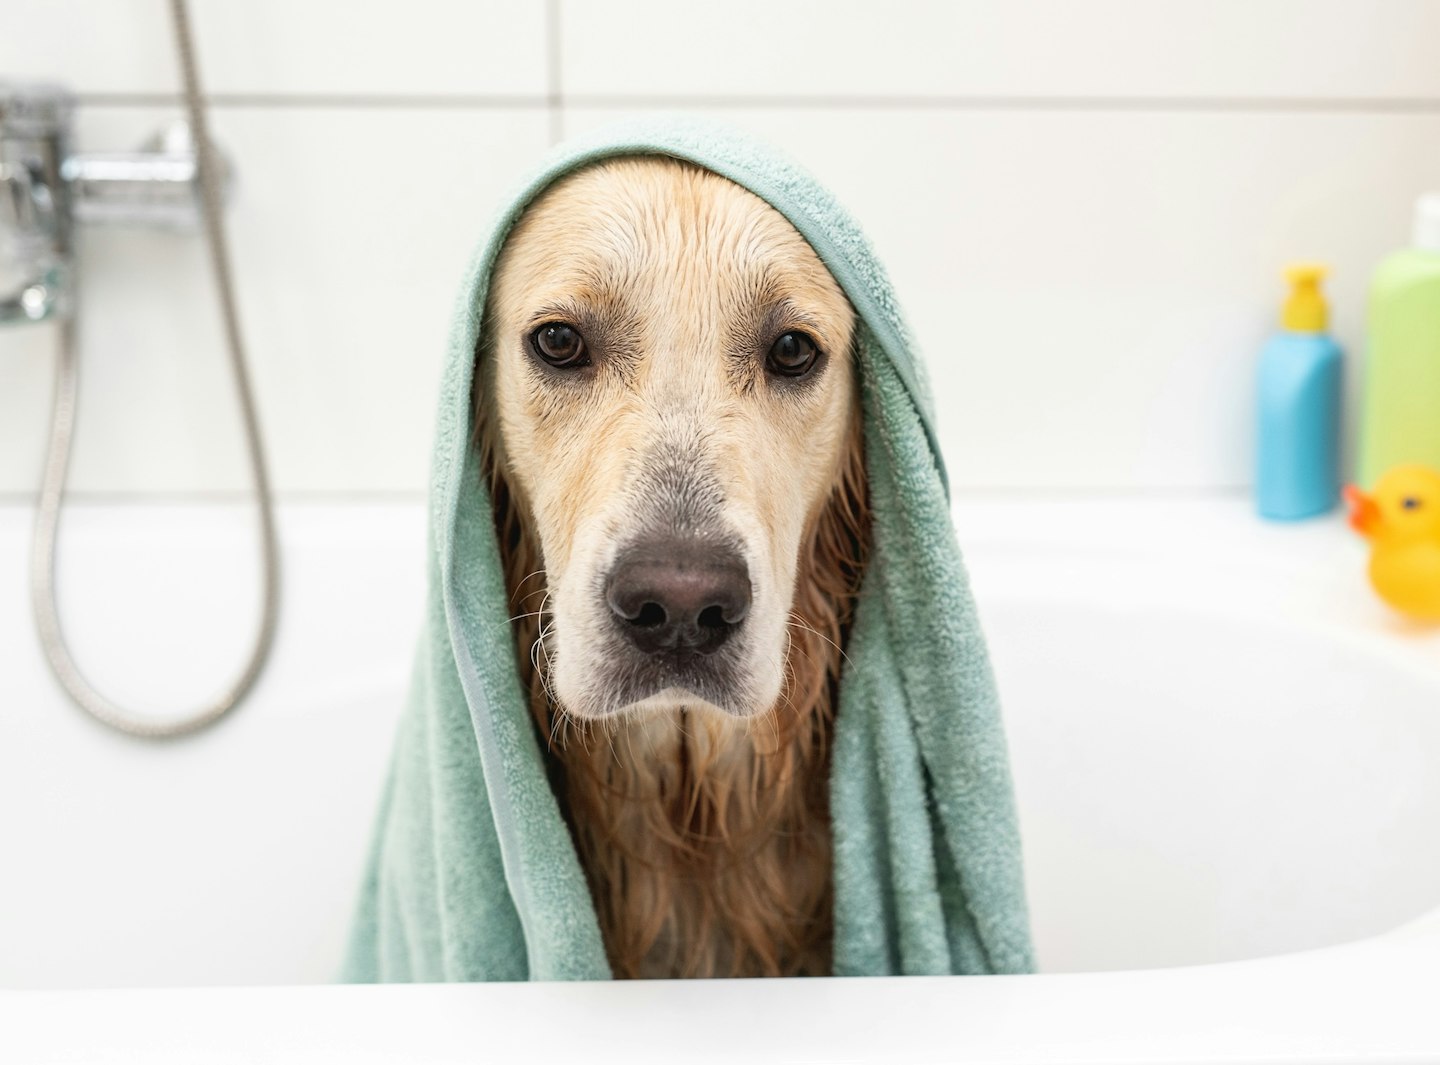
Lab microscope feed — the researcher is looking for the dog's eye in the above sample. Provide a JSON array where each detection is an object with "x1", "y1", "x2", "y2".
[
  {"x1": 529, "y1": 322, "x2": 589, "y2": 369},
  {"x1": 766, "y1": 331, "x2": 820, "y2": 378}
]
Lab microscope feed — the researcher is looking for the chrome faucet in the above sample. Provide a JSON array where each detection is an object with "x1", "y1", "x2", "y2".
[
  {"x1": 0, "y1": 84, "x2": 71, "y2": 324},
  {"x1": 1, "y1": 81, "x2": 230, "y2": 326}
]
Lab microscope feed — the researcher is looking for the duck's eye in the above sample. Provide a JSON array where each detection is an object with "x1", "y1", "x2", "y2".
[
  {"x1": 766, "y1": 330, "x2": 821, "y2": 378},
  {"x1": 529, "y1": 322, "x2": 588, "y2": 369},
  {"x1": 1402, "y1": 497, "x2": 1423, "y2": 511}
]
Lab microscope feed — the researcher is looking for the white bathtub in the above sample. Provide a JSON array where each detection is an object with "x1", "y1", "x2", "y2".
[{"x1": 2, "y1": 496, "x2": 1438, "y2": 1062}]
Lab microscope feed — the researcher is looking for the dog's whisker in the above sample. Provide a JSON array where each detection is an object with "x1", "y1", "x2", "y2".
[
  {"x1": 509, "y1": 568, "x2": 547, "y2": 604},
  {"x1": 788, "y1": 610, "x2": 853, "y2": 670},
  {"x1": 514, "y1": 586, "x2": 551, "y2": 609}
]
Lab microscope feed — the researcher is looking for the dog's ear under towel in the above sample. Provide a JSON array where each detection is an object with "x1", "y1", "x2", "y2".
[{"x1": 341, "y1": 116, "x2": 1035, "y2": 981}]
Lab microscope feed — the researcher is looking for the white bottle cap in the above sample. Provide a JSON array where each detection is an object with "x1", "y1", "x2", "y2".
[{"x1": 1414, "y1": 192, "x2": 1440, "y2": 253}]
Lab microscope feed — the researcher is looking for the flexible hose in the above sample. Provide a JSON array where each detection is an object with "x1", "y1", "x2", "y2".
[{"x1": 29, "y1": 0, "x2": 279, "y2": 739}]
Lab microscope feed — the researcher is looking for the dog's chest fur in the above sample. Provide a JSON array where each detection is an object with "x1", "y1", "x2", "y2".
[{"x1": 555, "y1": 699, "x2": 835, "y2": 978}]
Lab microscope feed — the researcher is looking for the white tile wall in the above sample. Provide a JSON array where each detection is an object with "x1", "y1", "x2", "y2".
[
  {"x1": 559, "y1": 0, "x2": 1440, "y2": 101},
  {"x1": 2, "y1": 0, "x2": 548, "y2": 97},
  {"x1": 3, "y1": 1, "x2": 1439, "y2": 496}
]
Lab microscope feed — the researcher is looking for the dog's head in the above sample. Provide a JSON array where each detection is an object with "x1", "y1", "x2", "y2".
[{"x1": 479, "y1": 157, "x2": 859, "y2": 722}]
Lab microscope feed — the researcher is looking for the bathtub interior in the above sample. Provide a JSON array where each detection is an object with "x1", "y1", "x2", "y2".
[
  {"x1": 2, "y1": 498, "x2": 1438, "y2": 989},
  {"x1": 993, "y1": 592, "x2": 1440, "y2": 973},
  {"x1": 0, "y1": 503, "x2": 421, "y2": 990}
]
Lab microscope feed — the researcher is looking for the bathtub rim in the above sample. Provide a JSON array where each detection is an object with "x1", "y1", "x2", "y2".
[{"x1": 2, "y1": 910, "x2": 1438, "y2": 1064}]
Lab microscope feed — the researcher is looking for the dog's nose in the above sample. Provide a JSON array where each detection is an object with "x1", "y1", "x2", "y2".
[{"x1": 605, "y1": 540, "x2": 751, "y2": 655}]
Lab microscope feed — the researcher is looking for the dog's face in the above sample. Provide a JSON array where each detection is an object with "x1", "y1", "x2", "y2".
[{"x1": 482, "y1": 158, "x2": 857, "y2": 722}]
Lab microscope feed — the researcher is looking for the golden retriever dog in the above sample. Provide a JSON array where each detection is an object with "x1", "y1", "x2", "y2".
[{"x1": 472, "y1": 157, "x2": 870, "y2": 979}]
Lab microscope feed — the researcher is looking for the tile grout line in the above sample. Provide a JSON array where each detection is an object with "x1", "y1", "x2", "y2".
[
  {"x1": 544, "y1": 0, "x2": 563, "y2": 144},
  {"x1": 69, "y1": 92, "x2": 1440, "y2": 115},
  {"x1": 565, "y1": 93, "x2": 1440, "y2": 115},
  {"x1": 74, "y1": 92, "x2": 551, "y2": 109},
  {"x1": 0, "y1": 491, "x2": 430, "y2": 505}
]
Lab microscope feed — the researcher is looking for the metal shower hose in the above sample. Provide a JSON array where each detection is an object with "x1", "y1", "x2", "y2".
[{"x1": 29, "y1": 0, "x2": 279, "y2": 738}]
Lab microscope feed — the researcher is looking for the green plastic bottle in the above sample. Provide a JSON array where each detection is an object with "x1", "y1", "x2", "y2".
[{"x1": 1358, "y1": 194, "x2": 1440, "y2": 488}]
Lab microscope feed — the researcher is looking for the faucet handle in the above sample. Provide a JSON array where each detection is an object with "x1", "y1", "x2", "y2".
[{"x1": 64, "y1": 120, "x2": 231, "y2": 231}]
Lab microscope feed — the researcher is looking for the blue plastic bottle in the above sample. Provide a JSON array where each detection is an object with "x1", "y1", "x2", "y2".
[{"x1": 1255, "y1": 264, "x2": 1343, "y2": 520}]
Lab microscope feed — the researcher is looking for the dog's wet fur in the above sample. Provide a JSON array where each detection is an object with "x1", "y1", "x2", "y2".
[{"x1": 473, "y1": 157, "x2": 870, "y2": 977}]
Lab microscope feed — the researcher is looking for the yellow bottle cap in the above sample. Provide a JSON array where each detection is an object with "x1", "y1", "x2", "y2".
[{"x1": 1282, "y1": 262, "x2": 1329, "y2": 333}]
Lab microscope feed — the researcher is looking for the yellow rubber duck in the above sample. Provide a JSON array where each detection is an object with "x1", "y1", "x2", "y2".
[{"x1": 1344, "y1": 465, "x2": 1440, "y2": 621}]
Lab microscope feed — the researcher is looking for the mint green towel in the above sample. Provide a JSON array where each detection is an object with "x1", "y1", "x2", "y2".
[{"x1": 342, "y1": 116, "x2": 1034, "y2": 981}]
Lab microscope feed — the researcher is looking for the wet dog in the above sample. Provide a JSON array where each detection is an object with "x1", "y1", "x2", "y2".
[{"x1": 474, "y1": 157, "x2": 870, "y2": 978}]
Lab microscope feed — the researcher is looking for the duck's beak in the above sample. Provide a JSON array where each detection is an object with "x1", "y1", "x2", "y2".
[{"x1": 1343, "y1": 484, "x2": 1380, "y2": 537}]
